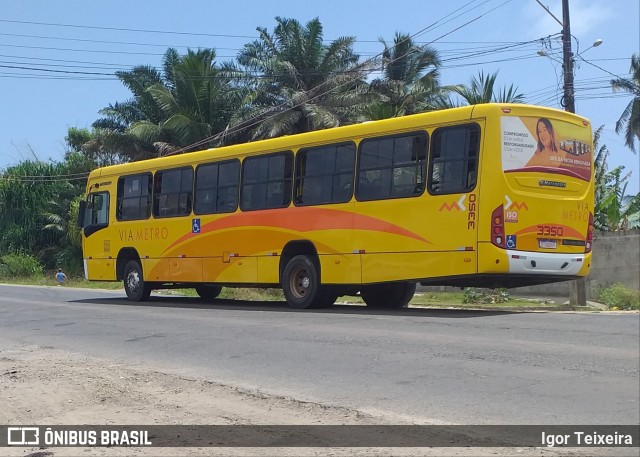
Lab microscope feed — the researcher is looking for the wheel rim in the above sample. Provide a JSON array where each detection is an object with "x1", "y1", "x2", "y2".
[
  {"x1": 127, "y1": 270, "x2": 141, "y2": 294},
  {"x1": 289, "y1": 266, "x2": 311, "y2": 300}
]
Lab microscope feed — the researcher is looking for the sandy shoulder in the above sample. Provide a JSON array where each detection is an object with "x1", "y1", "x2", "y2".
[{"x1": 0, "y1": 345, "x2": 618, "y2": 457}]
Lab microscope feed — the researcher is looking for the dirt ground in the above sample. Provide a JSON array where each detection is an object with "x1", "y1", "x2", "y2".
[{"x1": 0, "y1": 344, "x2": 629, "y2": 457}]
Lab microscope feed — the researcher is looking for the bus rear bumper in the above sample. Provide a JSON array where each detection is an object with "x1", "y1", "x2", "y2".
[{"x1": 506, "y1": 250, "x2": 585, "y2": 275}]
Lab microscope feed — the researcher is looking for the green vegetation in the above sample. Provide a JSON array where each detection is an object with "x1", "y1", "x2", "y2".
[
  {"x1": 462, "y1": 288, "x2": 511, "y2": 304},
  {"x1": 0, "y1": 253, "x2": 43, "y2": 278},
  {"x1": 445, "y1": 70, "x2": 525, "y2": 106},
  {"x1": 593, "y1": 126, "x2": 640, "y2": 230},
  {"x1": 611, "y1": 54, "x2": 640, "y2": 153},
  {"x1": 595, "y1": 283, "x2": 640, "y2": 310}
]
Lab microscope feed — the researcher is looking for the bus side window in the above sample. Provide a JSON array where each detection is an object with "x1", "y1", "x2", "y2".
[
  {"x1": 428, "y1": 124, "x2": 480, "y2": 195},
  {"x1": 294, "y1": 142, "x2": 355, "y2": 206},
  {"x1": 356, "y1": 132, "x2": 427, "y2": 202},
  {"x1": 241, "y1": 152, "x2": 293, "y2": 211},
  {"x1": 117, "y1": 173, "x2": 152, "y2": 221},
  {"x1": 153, "y1": 167, "x2": 193, "y2": 218}
]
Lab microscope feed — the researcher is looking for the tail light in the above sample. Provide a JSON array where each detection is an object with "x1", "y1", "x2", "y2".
[
  {"x1": 585, "y1": 212, "x2": 594, "y2": 253},
  {"x1": 491, "y1": 204, "x2": 506, "y2": 248}
]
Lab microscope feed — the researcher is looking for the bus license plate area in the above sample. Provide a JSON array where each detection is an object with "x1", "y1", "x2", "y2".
[{"x1": 538, "y1": 239, "x2": 557, "y2": 249}]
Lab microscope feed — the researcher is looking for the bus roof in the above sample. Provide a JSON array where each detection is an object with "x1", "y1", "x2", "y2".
[{"x1": 87, "y1": 103, "x2": 589, "y2": 181}]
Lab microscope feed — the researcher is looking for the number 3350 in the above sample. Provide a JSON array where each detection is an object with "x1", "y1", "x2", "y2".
[{"x1": 537, "y1": 225, "x2": 564, "y2": 236}]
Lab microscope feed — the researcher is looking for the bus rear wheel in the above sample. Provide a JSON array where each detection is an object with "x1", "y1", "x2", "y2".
[
  {"x1": 282, "y1": 255, "x2": 334, "y2": 309},
  {"x1": 123, "y1": 260, "x2": 152, "y2": 302},
  {"x1": 361, "y1": 282, "x2": 416, "y2": 309},
  {"x1": 195, "y1": 285, "x2": 222, "y2": 301}
]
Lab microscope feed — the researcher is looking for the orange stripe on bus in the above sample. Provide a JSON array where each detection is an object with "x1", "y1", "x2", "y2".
[{"x1": 164, "y1": 207, "x2": 430, "y2": 254}]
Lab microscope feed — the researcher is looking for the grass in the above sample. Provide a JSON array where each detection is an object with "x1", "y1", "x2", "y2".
[
  {"x1": 0, "y1": 276, "x2": 596, "y2": 310},
  {"x1": 0, "y1": 275, "x2": 123, "y2": 289},
  {"x1": 410, "y1": 292, "x2": 555, "y2": 308},
  {"x1": 593, "y1": 283, "x2": 640, "y2": 310}
]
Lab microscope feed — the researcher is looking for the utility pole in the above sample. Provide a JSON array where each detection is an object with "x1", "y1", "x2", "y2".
[
  {"x1": 561, "y1": 0, "x2": 575, "y2": 113},
  {"x1": 536, "y1": 0, "x2": 587, "y2": 305},
  {"x1": 562, "y1": 0, "x2": 587, "y2": 306}
]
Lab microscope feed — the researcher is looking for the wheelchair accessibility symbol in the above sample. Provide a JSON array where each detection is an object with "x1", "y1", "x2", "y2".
[
  {"x1": 506, "y1": 235, "x2": 517, "y2": 249},
  {"x1": 192, "y1": 218, "x2": 200, "y2": 234}
]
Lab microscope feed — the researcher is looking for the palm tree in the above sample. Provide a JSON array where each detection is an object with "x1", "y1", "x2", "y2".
[
  {"x1": 593, "y1": 125, "x2": 610, "y2": 230},
  {"x1": 611, "y1": 54, "x2": 640, "y2": 153},
  {"x1": 365, "y1": 33, "x2": 443, "y2": 119},
  {"x1": 447, "y1": 70, "x2": 525, "y2": 106},
  {"x1": 130, "y1": 48, "x2": 241, "y2": 154},
  {"x1": 232, "y1": 17, "x2": 368, "y2": 140},
  {"x1": 595, "y1": 166, "x2": 640, "y2": 230},
  {"x1": 94, "y1": 48, "x2": 241, "y2": 158},
  {"x1": 593, "y1": 124, "x2": 640, "y2": 231},
  {"x1": 91, "y1": 65, "x2": 165, "y2": 160}
]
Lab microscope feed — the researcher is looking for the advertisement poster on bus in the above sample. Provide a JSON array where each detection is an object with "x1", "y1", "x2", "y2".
[{"x1": 501, "y1": 116, "x2": 592, "y2": 180}]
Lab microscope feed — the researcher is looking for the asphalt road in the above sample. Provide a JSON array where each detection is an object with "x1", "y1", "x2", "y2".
[{"x1": 0, "y1": 284, "x2": 638, "y2": 425}]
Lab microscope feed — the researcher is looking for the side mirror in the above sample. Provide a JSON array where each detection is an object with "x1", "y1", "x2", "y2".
[{"x1": 78, "y1": 200, "x2": 87, "y2": 228}]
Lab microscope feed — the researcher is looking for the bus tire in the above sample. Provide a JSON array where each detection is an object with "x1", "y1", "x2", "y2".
[
  {"x1": 195, "y1": 285, "x2": 222, "y2": 301},
  {"x1": 361, "y1": 282, "x2": 416, "y2": 309},
  {"x1": 282, "y1": 255, "x2": 330, "y2": 309},
  {"x1": 123, "y1": 260, "x2": 152, "y2": 302}
]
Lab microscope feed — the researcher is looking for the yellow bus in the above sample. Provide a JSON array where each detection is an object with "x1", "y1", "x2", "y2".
[{"x1": 78, "y1": 103, "x2": 594, "y2": 309}]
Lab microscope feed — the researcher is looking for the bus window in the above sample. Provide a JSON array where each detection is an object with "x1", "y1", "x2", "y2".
[
  {"x1": 241, "y1": 152, "x2": 293, "y2": 211},
  {"x1": 116, "y1": 173, "x2": 152, "y2": 221},
  {"x1": 90, "y1": 193, "x2": 109, "y2": 226},
  {"x1": 428, "y1": 124, "x2": 480, "y2": 195},
  {"x1": 82, "y1": 191, "x2": 110, "y2": 237},
  {"x1": 194, "y1": 160, "x2": 240, "y2": 214},
  {"x1": 153, "y1": 167, "x2": 194, "y2": 218},
  {"x1": 356, "y1": 132, "x2": 427, "y2": 201},
  {"x1": 295, "y1": 143, "x2": 355, "y2": 206}
]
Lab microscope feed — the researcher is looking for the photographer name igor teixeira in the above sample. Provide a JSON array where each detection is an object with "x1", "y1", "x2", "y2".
[{"x1": 542, "y1": 430, "x2": 635, "y2": 448}]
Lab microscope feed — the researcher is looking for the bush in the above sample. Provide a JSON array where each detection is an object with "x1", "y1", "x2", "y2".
[
  {"x1": 597, "y1": 283, "x2": 640, "y2": 310},
  {"x1": 0, "y1": 252, "x2": 44, "y2": 277},
  {"x1": 463, "y1": 288, "x2": 510, "y2": 304}
]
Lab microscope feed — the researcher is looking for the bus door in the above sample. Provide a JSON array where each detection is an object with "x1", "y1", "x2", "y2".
[
  {"x1": 79, "y1": 188, "x2": 116, "y2": 281},
  {"x1": 422, "y1": 122, "x2": 483, "y2": 278}
]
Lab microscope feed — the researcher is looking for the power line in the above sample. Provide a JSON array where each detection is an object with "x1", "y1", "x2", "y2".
[
  {"x1": 0, "y1": 63, "x2": 114, "y2": 76},
  {"x1": 170, "y1": 0, "x2": 516, "y2": 155},
  {"x1": 0, "y1": 32, "x2": 240, "y2": 51},
  {"x1": 0, "y1": 18, "x2": 256, "y2": 39},
  {"x1": 0, "y1": 37, "x2": 548, "y2": 80},
  {"x1": 578, "y1": 56, "x2": 640, "y2": 91}
]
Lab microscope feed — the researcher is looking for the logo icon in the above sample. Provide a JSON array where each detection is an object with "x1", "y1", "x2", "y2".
[
  {"x1": 505, "y1": 195, "x2": 528, "y2": 211},
  {"x1": 192, "y1": 218, "x2": 200, "y2": 234},
  {"x1": 439, "y1": 195, "x2": 467, "y2": 212},
  {"x1": 7, "y1": 427, "x2": 40, "y2": 445},
  {"x1": 506, "y1": 235, "x2": 517, "y2": 249},
  {"x1": 505, "y1": 210, "x2": 519, "y2": 223}
]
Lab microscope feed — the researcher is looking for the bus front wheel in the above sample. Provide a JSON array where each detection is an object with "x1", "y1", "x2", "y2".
[
  {"x1": 282, "y1": 255, "x2": 334, "y2": 309},
  {"x1": 195, "y1": 285, "x2": 222, "y2": 301},
  {"x1": 361, "y1": 282, "x2": 416, "y2": 309},
  {"x1": 123, "y1": 260, "x2": 152, "y2": 302}
]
